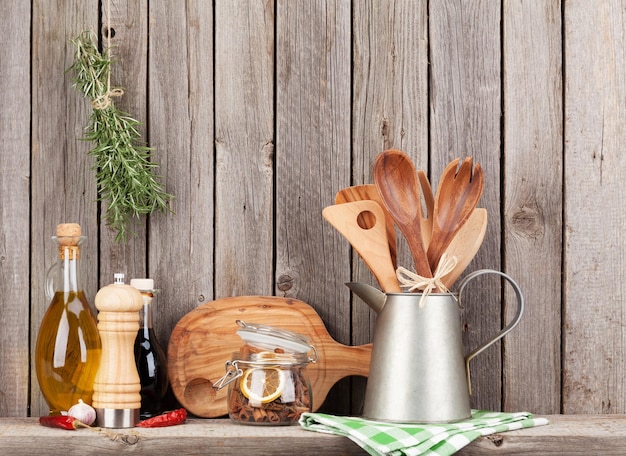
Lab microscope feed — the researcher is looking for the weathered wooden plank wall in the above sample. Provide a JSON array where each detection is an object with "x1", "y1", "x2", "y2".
[
  {"x1": 503, "y1": 0, "x2": 562, "y2": 414},
  {"x1": 430, "y1": 0, "x2": 505, "y2": 413},
  {"x1": 1, "y1": 0, "x2": 624, "y2": 420},
  {"x1": 563, "y1": 0, "x2": 626, "y2": 414},
  {"x1": 0, "y1": 0, "x2": 31, "y2": 417},
  {"x1": 351, "y1": 0, "x2": 429, "y2": 409}
]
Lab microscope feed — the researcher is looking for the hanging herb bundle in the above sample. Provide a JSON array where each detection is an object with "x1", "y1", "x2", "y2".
[{"x1": 68, "y1": 30, "x2": 173, "y2": 243}]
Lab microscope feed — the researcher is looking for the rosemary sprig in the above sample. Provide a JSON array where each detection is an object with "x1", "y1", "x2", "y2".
[{"x1": 68, "y1": 31, "x2": 173, "y2": 243}]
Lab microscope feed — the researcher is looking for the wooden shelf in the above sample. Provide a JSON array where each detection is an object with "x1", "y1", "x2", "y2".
[{"x1": 1, "y1": 415, "x2": 625, "y2": 455}]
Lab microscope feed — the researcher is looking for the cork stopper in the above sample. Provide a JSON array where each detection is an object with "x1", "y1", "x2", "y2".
[
  {"x1": 56, "y1": 223, "x2": 82, "y2": 246},
  {"x1": 55, "y1": 223, "x2": 83, "y2": 259}
]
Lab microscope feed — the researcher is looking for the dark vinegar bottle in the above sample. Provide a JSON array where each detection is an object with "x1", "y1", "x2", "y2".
[{"x1": 131, "y1": 278, "x2": 169, "y2": 419}]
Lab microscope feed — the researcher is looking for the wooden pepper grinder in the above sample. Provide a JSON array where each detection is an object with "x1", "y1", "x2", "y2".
[{"x1": 92, "y1": 273, "x2": 144, "y2": 428}]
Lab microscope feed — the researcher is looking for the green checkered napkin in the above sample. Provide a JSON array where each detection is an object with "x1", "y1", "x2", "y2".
[{"x1": 299, "y1": 409, "x2": 549, "y2": 456}]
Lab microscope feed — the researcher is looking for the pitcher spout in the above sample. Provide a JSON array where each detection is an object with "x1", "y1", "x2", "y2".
[{"x1": 345, "y1": 282, "x2": 387, "y2": 314}]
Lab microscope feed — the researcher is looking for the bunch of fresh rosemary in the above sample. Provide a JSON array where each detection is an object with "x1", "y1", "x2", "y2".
[{"x1": 68, "y1": 31, "x2": 173, "y2": 243}]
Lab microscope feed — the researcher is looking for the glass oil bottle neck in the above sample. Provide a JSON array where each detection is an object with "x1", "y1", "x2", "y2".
[
  {"x1": 60, "y1": 246, "x2": 80, "y2": 292},
  {"x1": 48, "y1": 235, "x2": 86, "y2": 295}
]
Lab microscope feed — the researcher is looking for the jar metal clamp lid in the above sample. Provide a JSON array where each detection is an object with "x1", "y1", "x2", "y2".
[
  {"x1": 235, "y1": 320, "x2": 317, "y2": 356},
  {"x1": 213, "y1": 320, "x2": 317, "y2": 391}
]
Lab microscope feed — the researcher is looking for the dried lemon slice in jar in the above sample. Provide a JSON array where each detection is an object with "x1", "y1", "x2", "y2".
[{"x1": 240, "y1": 367, "x2": 285, "y2": 404}]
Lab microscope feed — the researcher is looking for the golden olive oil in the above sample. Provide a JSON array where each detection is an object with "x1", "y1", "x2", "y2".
[
  {"x1": 35, "y1": 290, "x2": 101, "y2": 413},
  {"x1": 36, "y1": 224, "x2": 101, "y2": 414}
]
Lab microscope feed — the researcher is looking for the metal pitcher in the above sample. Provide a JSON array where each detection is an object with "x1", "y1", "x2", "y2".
[{"x1": 346, "y1": 269, "x2": 524, "y2": 423}]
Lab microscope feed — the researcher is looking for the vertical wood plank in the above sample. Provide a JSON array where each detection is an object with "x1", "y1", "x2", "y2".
[
  {"x1": 351, "y1": 0, "x2": 429, "y2": 413},
  {"x1": 30, "y1": 0, "x2": 99, "y2": 417},
  {"x1": 148, "y1": 0, "x2": 214, "y2": 347},
  {"x1": 99, "y1": 0, "x2": 149, "y2": 285},
  {"x1": 275, "y1": 0, "x2": 351, "y2": 412},
  {"x1": 502, "y1": 0, "x2": 562, "y2": 414},
  {"x1": 429, "y1": 0, "x2": 502, "y2": 412},
  {"x1": 214, "y1": 0, "x2": 275, "y2": 297},
  {"x1": 0, "y1": 0, "x2": 31, "y2": 417},
  {"x1": 563, "y1": 0, "x2": 626, "y2": 414}
]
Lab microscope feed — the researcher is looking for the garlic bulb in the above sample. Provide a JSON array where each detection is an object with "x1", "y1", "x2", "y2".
[{"x1": 67, "y1": 399, "x2": 96, "y2": 425}]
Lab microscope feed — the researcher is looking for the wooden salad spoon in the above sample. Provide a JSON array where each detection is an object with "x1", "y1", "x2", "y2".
[
  {"x1": 427, "y1": 157, "x2": 484, "y2": 272},
  {"x1": 373, "y1": 150, "x2": 432, "y2": 278}
]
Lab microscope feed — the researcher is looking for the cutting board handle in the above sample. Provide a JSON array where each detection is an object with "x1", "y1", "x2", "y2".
[{"x1": 326, "y1": 343, "x2": 371, "y2": 378}]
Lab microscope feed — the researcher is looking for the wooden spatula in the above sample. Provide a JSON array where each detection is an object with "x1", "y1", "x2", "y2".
[
  {"x1": 440, "y1": 208, "x2": 488, "y2": 288},
  {"x1": 335, "y1": 184, "x2": 397, "y2": 268},
  {"x1": 323, "y1": 200, "x2": 401, "y2": 292}
]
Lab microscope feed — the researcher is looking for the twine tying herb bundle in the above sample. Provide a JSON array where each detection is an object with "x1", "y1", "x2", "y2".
[{"x1": 68, "y1": 30, "x2": 173, "y2": 243}]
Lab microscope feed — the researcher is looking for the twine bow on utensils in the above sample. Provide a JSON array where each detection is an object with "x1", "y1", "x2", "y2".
[{"x1": 396, "y1": 253, "x2": 458, "y2": 306}]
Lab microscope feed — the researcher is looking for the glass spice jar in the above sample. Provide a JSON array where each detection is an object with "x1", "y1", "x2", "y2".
[{"x1": 215, "y1": 320, "x2": 317, "y2": 425}]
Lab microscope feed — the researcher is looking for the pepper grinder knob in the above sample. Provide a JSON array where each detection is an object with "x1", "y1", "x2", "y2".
[{"x1": 92, "y1": 273, "x2": 143, "y2": 428}]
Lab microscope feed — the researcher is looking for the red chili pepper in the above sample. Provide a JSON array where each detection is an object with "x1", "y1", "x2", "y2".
[
  {"x1": 136, "y1": 408, "x2": 187, "y2": 428},
  {"x1": 39, "y1": 415, "x2": 88, "y2": 430}
]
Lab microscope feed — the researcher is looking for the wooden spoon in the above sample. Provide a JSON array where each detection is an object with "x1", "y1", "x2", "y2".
[
  {"x1": 417, "y1": 170, "x2": 434, "y2": 250},
  {"x1": 323, "y1": 200, "x2": 401, "y2": 292},
  {"x1": 335, "y1": 184, "x2": 397, "y2": 268},
  {"x1": 440, "y1": 208, "x2": 487, "y2": 288},
  {"x1": 373, "y1": 150, "x2": 432, "y2": 278},
  {"x1": 427, "y1": 157, "x2": 484, "y2": 271}
]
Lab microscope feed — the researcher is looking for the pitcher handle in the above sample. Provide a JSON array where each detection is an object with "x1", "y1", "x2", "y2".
[{"x1": 457, "y1": 269, "x2": 524, "y2": 394}]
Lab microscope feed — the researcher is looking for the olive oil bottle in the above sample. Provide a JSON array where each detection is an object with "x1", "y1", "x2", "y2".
[{"x1": 35, "y1": 223, "x2": 102, "y2": 414}]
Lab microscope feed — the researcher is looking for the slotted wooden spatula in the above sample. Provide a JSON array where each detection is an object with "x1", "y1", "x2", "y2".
[
  {"x1": 323, "y1": 200, "x2": 401, "y2": 292},
  {"x1": 335, "y1": 184, "x2": 397, "y2": 268}
]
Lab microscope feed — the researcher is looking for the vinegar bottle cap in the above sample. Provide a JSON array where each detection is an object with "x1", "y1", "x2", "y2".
[{"x1": 130, "y1": 278, "x2": 154, "y2": 291}]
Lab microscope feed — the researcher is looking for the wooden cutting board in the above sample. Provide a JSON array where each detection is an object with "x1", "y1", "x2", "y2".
[{"x1": 167, "y1": 296, "x2": 371, "y2": 418}]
